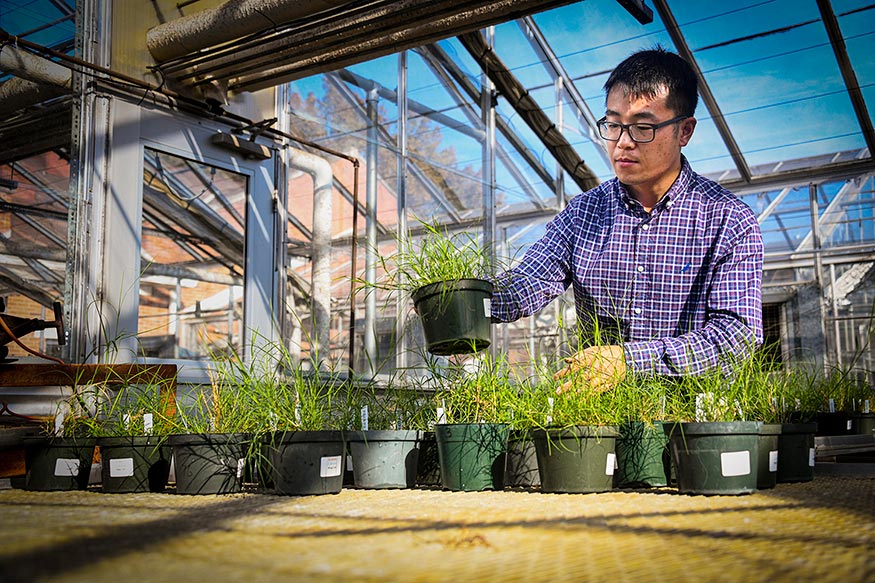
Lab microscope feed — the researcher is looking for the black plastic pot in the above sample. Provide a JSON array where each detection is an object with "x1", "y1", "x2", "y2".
[
  {"x1": 347, "y1": 430, "x2": 421, "y2": 489},
  {"x1": 97, "y1": 436, "x2": 171, "y2": 493},
  {"x1": 434, "y1": 423, "x2": 508, "y2": 491},
  {"x1": 533, "y1": 426, "x2": 619, "y2": 494},
  {"x1": 411, "y1": 279, "x2": 493, "y2": 356},
  {"x1": 169, "y1": 433, "x2": 249, "y2": 495},
  {"x1": 615, "y1": 421, "x2": 671, "y2": 488},
  {"x1": 266, "y1": 430, "x2": 346, "y2": 495},
  {"x1": 502, "y1": 430, "x2": 540, "y2": 488},
  {"x1": 777, "y1": 422, "x2": 817, "y2": 483},
  {"x1": 23, "y1": 436, "x2": 96, "y2": 492},
  {"x1": 757, "y1": 424, "x2": 781, "y2": 490},
  {"x1": 852, "y1": 413, "x2": 875, "y2": 435},
  {"x1": 815, "y1": 411, "x2": 852, "y2": 436},
  {"x1": 665, "y1": 422, "x2": 760, "y2": 496}
]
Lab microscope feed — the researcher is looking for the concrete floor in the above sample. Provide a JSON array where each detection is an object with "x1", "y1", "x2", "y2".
[{"x1": 1, "y1": 476, "x2": 873, "y2": 583}]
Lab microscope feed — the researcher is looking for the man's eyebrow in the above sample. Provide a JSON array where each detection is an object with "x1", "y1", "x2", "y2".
[{"x1": 604, "y1": 109, "x2": 660, "y2": 121}]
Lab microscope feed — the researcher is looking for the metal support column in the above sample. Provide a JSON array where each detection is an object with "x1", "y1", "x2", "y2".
[
  {"x1": 395, "y1": 51, "x2": 409, "y2": 374},
  {"x1": 364, "y1": 86, "x2": 380, "y2": 376},
  {"x1": 481, "y1": 27, "x2": 497, "y2": 356},
  {"x1": 809, "y1": 183, "x2": 830, "y2": 370}
]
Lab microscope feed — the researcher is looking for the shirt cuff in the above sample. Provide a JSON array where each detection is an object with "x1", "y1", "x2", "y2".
[{"x1": 623, "y1": 340, "x2": 665, "y2": 375}]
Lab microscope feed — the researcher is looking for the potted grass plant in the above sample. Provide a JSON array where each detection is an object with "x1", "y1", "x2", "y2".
[
  {"x1": 22, "y1": 405, "x2": 98, "y2": 492},
  {"x1": 612, "y1": 377, "x2": 673, "y2": 489},
  {"x1": 430, "y1": 353, "x2": 515, "y2": 491},
  {"x1": 373, "y1": 220, "x2": 497, "y2": 356}
]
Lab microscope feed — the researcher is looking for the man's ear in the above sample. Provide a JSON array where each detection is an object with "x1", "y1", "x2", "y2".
[{"x1": 679, "y1": 117, "x2": 697, "y2": 147}]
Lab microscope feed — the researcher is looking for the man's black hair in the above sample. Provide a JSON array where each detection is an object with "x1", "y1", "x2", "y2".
[{"x1": 603, "y1": 46, "x2": 698, "y2": 117}]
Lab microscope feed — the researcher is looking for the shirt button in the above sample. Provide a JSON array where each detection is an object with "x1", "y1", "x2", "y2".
[
  {"x1": 634, "y1": 308, "x2": 642, "y2": 315},
  {"x1": 636, "y1": 266, "x2": 645, "y2": 272},
  {"x1": 641, "y1": 224, "x2": 650, "y2": 231}
]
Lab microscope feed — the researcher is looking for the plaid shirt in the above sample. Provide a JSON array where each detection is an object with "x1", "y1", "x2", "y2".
[{"x1": 492, "y1": 157, "x2": 763, "y2": 376}]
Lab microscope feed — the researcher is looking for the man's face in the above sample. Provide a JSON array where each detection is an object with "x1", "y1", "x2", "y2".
[{"x1": 604, "y1": 84, "x2": 696, "y2": 200}]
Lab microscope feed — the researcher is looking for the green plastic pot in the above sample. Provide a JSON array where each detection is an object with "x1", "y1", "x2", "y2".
[
  {"x1": 24, "y1": 437, "x2": 96, "y2": 492},
  {"x1": 757, "y1": 424, "x2": 781, "y2": 490},
  {"x1": 665, "y1": 422, "x2": 760, "y2": 496},
  {"x1": 533, "y1": 426, "x2": 619, "y2": 494},
  {"x1": 434, "y1": 423, "x2": 508, "y2": 491},
  {"x1": 169, "y1": 433, "x2": 249, "y2": 495},
  {"x1": 615, "y1": 421, "x2": 670, "y2": 488},
  {"x1": 411, "y1": 279, "x2": 493, "y2": 356},
  {"x1": 347, "y1": 430, "x2": 421, "y2": 489},
  {"x1": 266, "y1": 430, "x2": 346, "y2": 495},
  {"x1": 97, "y1": 436, "x2": 171, "y2": 493},
  {"x1": 777, "y1": 422, "x2": 817, "y2": 483},
  {"x1": 503, "y1": 430, "x2": 540, "y2": 488}
]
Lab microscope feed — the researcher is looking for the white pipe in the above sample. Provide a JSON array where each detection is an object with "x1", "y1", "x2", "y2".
[
  {"x1": 288, "y1": 147, "x2": 333, "y2": 369},
  {"x1": 146, "y1": 0, "x2": 352, "y2": 62},
  {"x1": 0, "y1": 44, "x2": 73, "y2": 89},
  {"x1": 0, "y1": 77, "x2": 66, "y2": 116}
]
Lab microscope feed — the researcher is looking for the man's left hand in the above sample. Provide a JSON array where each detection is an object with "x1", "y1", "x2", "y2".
[{"x1": 553, "y1": 345, "x2": 627, "y2": 394}]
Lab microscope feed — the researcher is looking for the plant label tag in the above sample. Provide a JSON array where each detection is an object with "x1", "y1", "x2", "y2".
[
  {"x1": 866, "y1": 400, "x2": 871, "y2": 414},
  {"x1": 361, "y1": 406, "x2": 369, "y2": 431},
  {"x1": 847, "y1": 420, "x2": 853, "y2": 431},
  {"x1": 236, "y1": 458, "x2": 245, "y2": 479},
  {"x1": 143, "y1": 413, "x2": 154, "y2": 435},
  {"x1": 829, "y1": 399, "x2": 835, "y2": 413},
  {"x1": 809, "y1": 448, "x2": 816, "y2": 467},
  {"x1": 769, "y1": 450, "x2": 778, "y2": 473},
  {"x1": 54, "y1": 458, "x2": 80, "y2": 477},
  {"x1": 483, "y1": 298, "x2": 491, "y2": 318},
  {"x1": 320, "y1": 455, "x2": 342, "y2": 478},
  {"x1": 720, "y1": 450, "x2": 750, "y2": 477},
  {"x1": 109, "y1": 458, "x2": 135, "y2": 478},
  {"x1": 437, "y1": 407, "x2": 446, "y2": 424},
  {"x1": 123, "y1": 413, "x2": 132, "y2": 429},
  {"x1": 605, "y1": 453, "x2": 616, "y2": 476},
  {"x1": 346, "y1": 455, "x2": 353, "y2": 471}
]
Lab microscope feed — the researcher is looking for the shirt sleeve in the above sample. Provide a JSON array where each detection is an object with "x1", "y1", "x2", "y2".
[
  {"x1": 490, "y1": 204, "x2": 577, "y2": 323},
  {"x1": 623, "y1": 206, "x2": 764, "y2": 376}
]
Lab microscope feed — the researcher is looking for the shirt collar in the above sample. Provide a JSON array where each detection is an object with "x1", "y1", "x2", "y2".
[{"x1": 616, "y1": 155, "x2": 694, "y2": 213}]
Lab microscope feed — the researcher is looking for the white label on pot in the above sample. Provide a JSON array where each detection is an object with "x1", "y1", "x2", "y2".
[
  {"x1": 720, "y1": 451, "x2": 750, "y2": 477},
  {"x1": 847, "y1": 420, "x2": 853, "y2": 431},
  {"x1": 866, "y1": 400, "x2": 871, "y2": 414},
  {"x1": 809, "y1": 448, "x2": 816, "y2": 467},
  {"x1": 829, "y1": 399, "x2": 836, "y2": 413},
  {"x1": 437, "y1": 407, "x2": 446, "y2": 425},
  {"x1": 236, "y1": 458, "x2": 245, "y2": 479},
  {"x1": 483, "y1": 298, "x2": 492, "y2": 318},
  {"x1": 320, "y1": 455, "x2": 342, "y2": 478},
  {"x1": 605, "y1": 453, "x2": 616, "y2": 476},
  {"x1": 769, "y1": 450, "x2": 779, "y2": 473},
  {"x1": 143, "y1": 413, "x2": 154, "y2": 435},
  {"x1": 361, "y1": 406, "x2": 369, "y2": 431},
  {"x1": 346, "y1": 455, "x2": 353, "y2": 471},
  {"x1": 54, "y1": 458, "x2": 80, "y2": 477},
  {"x1": 109, "y1": 458, "x2": 135, "y2": 478}
]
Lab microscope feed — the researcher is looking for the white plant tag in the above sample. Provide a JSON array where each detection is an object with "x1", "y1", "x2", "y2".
[
  {"x1": 54, "y1": 458, "x2": 80, "y2": 477},
  {"x1": 809, "y1": 447, "x2": 816, "y2": 467},
  {"x1": 295, "y1": 403, "x2": 302, "y2": 425},
  {"x1": 795, "y1": 398, "x2": 801, "y2": 410},
  {"x1": 769, "y1": 450, "x2": 779, "y2": 473},
  {"x1": 720, "y1": 450, "x2": 750, "y2": 477},
  {"x1": 829, "y1": 399, "x2": 835, "y2": 413},
  {"x1": 483, "y1": 298, "x2": 492, "y2": 318},
  {"x1": 143, "y1": 413, "x2": 154, "y2": 435},
  {"x1": 361, "y1": 406, "x2": 369, "y2": 431},
  {"x1": 866, "y1": 400, "x2": 871, "y2": 414},
  {"x1": 547, "y1": 397, "x2": 554, "y2": 426},
  {"x1": 436, "y1": 407, "x2": 446, "y2": 425},
  {"x1": 123, "y1": 413, "x2": 132, "y2": 429},
  {"x1": 236, "y1": 458, "x2": 245, "y2": 479},
  {"x1": 605, "y1": 453, "x2": 616, "y2": 476},
  {"x1": 346, "y1": 455, "x2": 353, "y2": 471},
  {"x1": 847, "y1": 420, "x2": 853, "y2": 431},
  {"x1": 320, "y1": 455, "x2": 342, "y2": 478},
  {"x1": 109, "y1": 458, "x2": 135, "y2": 478}
]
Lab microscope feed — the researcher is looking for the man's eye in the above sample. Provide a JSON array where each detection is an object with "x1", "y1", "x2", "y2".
[
  {"x1": 604, "y1": 122, "x2": 621, "y2": 130},
  {"x1": 631, "y1": 124, "x2": 654, "y2": 132}
]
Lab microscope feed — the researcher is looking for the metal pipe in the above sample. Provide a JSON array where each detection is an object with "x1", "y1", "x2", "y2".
[
  {"x1": 364, "y1": 86, "x2": 379, "y2": 376},
  {"x1": 809, "y1": 182, "x2": 830, "y2": 370},
  {"x1": 395, "y1": 50, "x2": 409, "y2": 373}
]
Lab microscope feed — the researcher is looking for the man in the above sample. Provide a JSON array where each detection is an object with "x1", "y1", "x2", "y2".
[{"x1": 490, "y1": 47, "x2": 763, "y2": 392}]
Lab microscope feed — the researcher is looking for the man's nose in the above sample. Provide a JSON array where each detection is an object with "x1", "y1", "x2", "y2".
[{"x1": 616, "y1": 128, "x2": 637, "y2": 147}]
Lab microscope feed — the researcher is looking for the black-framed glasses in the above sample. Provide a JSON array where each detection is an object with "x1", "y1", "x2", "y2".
[{"x1": 597, "y1": 115, "x2": 689, "y2": 143}]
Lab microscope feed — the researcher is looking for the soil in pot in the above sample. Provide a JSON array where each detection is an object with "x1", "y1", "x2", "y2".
[
  {"x1": 502, "y1": 430, "x2": 540, "y2": 488},
  {"x1": 24, "y1": 437, "x2": 96, "y2": 492},
  {"x1": 533, "y1": 426, "x2": 619, "y2": 494},
  {"x1": 348, "y1": 430, "x2": 421, "y2": 489},
  {"x1": 777, "y1": 422, "x2": 817, "y2": 483},
  {"x1": 757, "y1": 424, "x2": 781, "y2": 490},
  {"x1": 266, "y1": 430, "x2": 346, "y2": 495},
  {"x1": 615, "y1": 421, "x2": 670, "y2": 489},
  {"x1": 98, "y1": 436, "x2": 171, "y2": 493},
  {"x1": 411, "y1": 279, "x2": 493, "y2": 356},
  {"x1": 664, "y1": 422, "x2": 760, "y2": 496},
  {"x1": 435, "y1": 423, "x2": 508, "y2": 491},
  {"x1": 169, "y1": 433, "x2": 248, "y2": 495}
]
